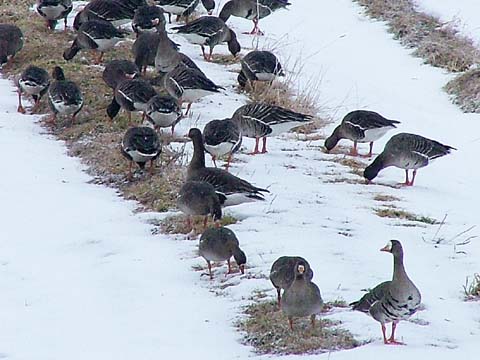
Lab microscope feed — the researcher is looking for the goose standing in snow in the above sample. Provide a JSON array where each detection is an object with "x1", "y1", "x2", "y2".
[
  {"x1": 16, "y1": 65, "x2": 50, "y2": 114},
  {"x1": 172, "y1": 16, "x2": 240, "y2": 61},
  {"x1": 145, "y1": 94, "x2": 183, "y2": 134},
  {"x1": 73, "y1": 0, "x2": 146, "y2": 29},
  {"x1": 36, "y1": 0, "x2": 73, "y2": 30},
  {"x1": 270, "y1": 256, "x2": 314, "y2": 309},
  {"x1": 231, "y1": 102, "x2": 312, "y2": 154},
  {"x1": 0, "y1": 24, "x2": 23, "y2": 69},
  {"x1": 63, "y1": 20, "x2": 128, "y2": 64},
  {"x1": 350, "y1": 240, "x2": 421, "y2": 345},
  {"x1": 364, "y1": 133, "x2": 455, "y2": 186},
  {"x1": 102, "y1": 59, "x2": 139, "y2": 90},
  {"x1": 281, "y1": 259, "x2": 323, "y2": 330},
  {"x1": 132, "y1": 5, "x2": 166, "y2": 36},
  {"x1": 199, "y1": 226, "x2": 246, "y2": 279},
  {"x1": 47, "y1": 66, "x2": 83, "y2": 125},
  {"x1": 219, "y1": 0, "x2": 290, "y2": 35},
  {"x1": 121, "y1": 126, "x2": 162, "y2": 178},
  {"x1": 187, "y1": 128, "x2": 269, "y2": 206},
  {"x1": 203, "y1": 118, "x2": 242, "y2": 170},
  {"x1": 238, "y1": 50, "x2": 284, "y2": 88},
  {"x1": 325, "y1": 110, "x2": 400, "y2": 157}
]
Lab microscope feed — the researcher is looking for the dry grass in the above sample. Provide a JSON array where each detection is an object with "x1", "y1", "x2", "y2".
[
  {"x1": 463, "y1": 273, "x2": 480, "y2": 300},
  {"x1": 445, "y1": 69, "x2": 480, "y2": 113},
  {"x1": 237, "y1": 299, "x2": 361, "y2": 355},
  {"x1": 373, "y1": 194, "x2": 401, "y2": 202},
  {"x1": 375, "y1": 208, "x2": 438, "y2": 224},
  {"x1": 160, "y1": 214, "x2": 238, "y2": 235}
]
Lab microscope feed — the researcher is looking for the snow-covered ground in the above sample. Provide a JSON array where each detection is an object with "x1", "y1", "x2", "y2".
[{"x1": 1, "y1": 0, "x2": 479, "y2": 359}]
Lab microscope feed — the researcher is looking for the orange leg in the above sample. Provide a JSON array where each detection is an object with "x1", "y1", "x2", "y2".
[
  {"x1": 206, "y1": 260, "x2": 213, "y2": 280},
  {"x1": 261, "y1": 137, "x2": 268, "y2": 153},
  {"x1": 288, "y1": 317, "x2": 294, "y2": 331},
  {"x1": 387, "y1": 322, "x2": 405, "y2": 345},
  {"x1": 249, "y1": 137, "x2": 260, "y2": 155},
  {"x1": 17, "y1": 90, "x2": 25, "y2": 114}
]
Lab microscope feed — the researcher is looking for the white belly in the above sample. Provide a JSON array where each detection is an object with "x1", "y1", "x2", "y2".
[
  {"x1": 182, "y1": 89, "x2": 214, "y2": 103},
  {"x1": 147, "y1": 112, "x2": 179, "y2": 128},
  {"x1": 38, "y1": 5, "x2": 64, "y2": 20},
  {"x1": 127, "y1": 150, "x2": 157, "y2": 163},
  {"x1": 133, "y1": 102, "x2": 148, "y2": 112},
  {"x1": 178, "y1": 33, "x2": 208, "y2": 45},
  {"x1": 160, "y1": 5, "x2": 186, "y2": 15},
  {"x1": 19, "y1": 81, "x2": 44, "y2": 96},
  {"x1": 204, "y1": 142, "x2": 235, "y2": 158},
  {"x1": 255, "y1": 73, "x2": 276, "y2": 82},
  {"x1": 200, "y1": 249, "x2": 228, "y2": 262},
  {"x1": 94, "y1": 37, "x2": 122, "y2": 52},
  {"x1": 52, "y1": 101, "x2": 82, "y2": 115},
  {"x1": 223, "y1": 193, "x2": 258, "y2": 207},
  {"x1": 269, "y1": 121, "x2": 308, "y2": 137},
  {"x1": 360, "y1": 126, "x2": 394, "y2": 143}
]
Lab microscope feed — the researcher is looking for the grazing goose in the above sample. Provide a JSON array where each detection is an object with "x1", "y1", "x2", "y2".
[
  {"x1": 238, "y1": 50, "x2": 284, "y2": 88},
  {"x1": 232, "y1": 102, "x2": 312, "y2": 154},
  {"x1": 350, "y1": 240, "x2": 421, "y2": 345},
  {"x1": 281, "y1": 259, "x2": 323, "y2": 330},
  {"x1": 0, "y1": 24, "x2": 23, "y2": 69},
  {"x1": 107, "y1": 78, "x2": 157, "y2": 122},
  {"x1": 203, "y1": 118, "x2": 242, "y2": 170},
  {"x1": 219, "y1": 0, "x2": 290, "y2": 35},
  {"x1": 63, "y1": 20, "x2": 128, "y2": 64},
  {"x1": 121, "y1": 126, "x2": 162, "y2": 178},
  {"x1": 36, "y1": 0, "x2": 73, "y2": 30},
  {"x1": 102, "y1": 59, "x2": 139, "y2": 90},
  {"x1": 177, "y1": 181, "x2": 226, "y2": 231},
  {"x1": 364, "y1": 133, "x2": 455, "y2": 186},
  {"x1": 47, "y1": 66, "x2": 83, "y2": 125},
  {"x1": 325, "y1": 110, "x2": 400, "y2": 157},
  {"x1": 155, "y1": 0, "x2": 213, "y2": 22},
  {"x1": 145, "y1": 94, "x2": 183, "y2": 134},
  {"x1": 16, "y1": 65, "x2": 50, "y2": 114},
  {"x1": 132, "y1": 5, "x2": 166, "y2": 36},
  {"x1": 270, "y1": 256, "x2": 313, "y2": 309},
  {"x1": 172, "y1": 16, "x2": 240, "y2": 61},
  {"x1": 187, "y1": 128, "x2": 269, "y2": 206},
  {"x1": 199, "y1": 226, "x2": 246, "y2": 279},
  {"x1": 73, "y1": 0, "x2": 146, "y2": 29},
  {"x1": 164, "y1": 64, "x2": 223, "y2": 116}
]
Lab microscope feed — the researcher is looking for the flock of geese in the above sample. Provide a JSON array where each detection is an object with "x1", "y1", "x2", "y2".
[{"x1": 0, "y1": 0, "x2": 457, "y2": 346}]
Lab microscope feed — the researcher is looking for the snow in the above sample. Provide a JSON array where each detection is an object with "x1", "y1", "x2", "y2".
[{"x1": 1, "y1": 0, "x2": 479, "y2": 359}]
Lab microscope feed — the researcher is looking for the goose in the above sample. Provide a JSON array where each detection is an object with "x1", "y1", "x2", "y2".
[
  {"x1": 270, "y1": 256, "x2": 313, "y2": 309},
  {"x1": 238, "y1": 50, "x2": 284, "y2": 88},
  {"x1": 121, "y1": 126, "x2": 162, "y2": 178},
  {"x1": 155, "y1": 0, "x2": 214, "y2": 22},
  {"x1": 281, "y1": 259, "x2": 323, "y2": 330},
  {"x1": 172, "y1": 16, "x2": 240, "y2": 61},
  {"x1": 199, "y1": 226, "x2": 246, "y2": 279},
  {"x1": 102, "y1": 59, "x2": 139, "y2": 90},
  {"x1": 132, "y1": 5, "x2": 166, "y2": 36},
  {"x1": 36, "y1": 0, "x2": 73, "y2": 30},
  {"x1": 325, "y1": 110, "x2": 400, "y2": 157},
  {"x1": 219, "y1": 0, "x2": 290, "y2": 35},
  {"x1": 63, "y1": 20, "x2": 128, "y2": 64},
  {"x1": 16, "y1": 65, "x2": 50, "y2": 114},
  {"x1": 107, "y1": 78, "x2": 157, "y2": 122},
  {"x1": 231, "y1": 102, "x2": 312, "y2": 154},
  {"x1": 177, "y1": 180, "x2": 226, "y2": 231},
  {"x1": 350, "y1": 240, "x2": 421, "y2": 345},
  {"x1": 0, "y1": 24, "x2": 23, "y2": 69},
  {"x1": 145, "y1": 94, "x2": 183, "y2": 134},
  {"x1": 187, "y1": 128, "x2": 269, "y2": 206},
  {"x1": 47, "y1": 66, "x2": 83, "y2": 125},
  {"x1": 364, "y1": 133, "x2": 455, "y2": 186},
  {"x1": 164, "y1": 64, "x2": 223, "y2": 116},
  {"x1": 203, "y1": 118, "x2": 242, "y2": 170}
]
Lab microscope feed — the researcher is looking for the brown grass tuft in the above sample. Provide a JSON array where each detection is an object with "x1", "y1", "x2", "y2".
[
  {"x1": 373, "y1": 194, "x2": 401, "y2": 202},
  {"x1": 160, "y1": 214, "x2": 238, "y2": 235},
  {"x1": 463, "y1": 273, "x2": 480, "y2": 301},
  {"x1": 445, "y1": 69, "x2": 480, "y2": 113},
  {"x1": 375, "y1": 208, "x2": 438, "y2": 224}
]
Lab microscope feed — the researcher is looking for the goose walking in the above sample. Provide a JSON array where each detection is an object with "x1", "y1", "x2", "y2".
[
  {"x1": 16, "y1": 65, "x2": 50, "y2": 114},
  {"x1": 199, "y1": 226, "x2": 246, "y2": 279},
  {"x1": 350, "y1": 240, "x2": 421, "y2": 345},
  {"x1": 187, "y1": 128, "x2": 269, "y2": 206},
  {"x1": 364, "y1": 133, "x2": 455, "y2": 186},
  {"x1": 0, "y1": 24, "x2": 23, "y2": 69},
  {"x1": 325, "y1": 110, "x2": 400, "y2": 157},
  {"x1": 203, "y1": 118, "x2": 242, "y2": 170},
  {"x1": 238, "y1": 50, "x2": 284, "y2": 88},
  {"x1": 232, "y1": 102, "x2": 312, "y2": 154},
  {"x1": 145, "y1": 94, "x2": 183, "y2": 134},
  {"x1": 36, "y1": 0, "x2": 73, "y2": 30}
]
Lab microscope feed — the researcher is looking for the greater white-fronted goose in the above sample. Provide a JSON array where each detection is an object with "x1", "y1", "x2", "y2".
[
  {"x1": 132, "y1": 5, "x2": 166, "y2": 36},
  {"x1": 238, "y1": 50, "x2": 284, "y2": 88},
  {"x1": 36, "y1": 0, "x2": 73, "y2": 30},
  {"x1": 121, "y1": 126, "x2": 162, "y2": 178},
  {"x1": 102, "y1": 59, "x2": 139, "y2": 90},
  {"x1": 231, "y1": 102, "x2": 312, "y2": 154},
  {"x1": 199, "y1": 226, "x2": 246, "y2": 279},
  {"x1": 63, "y1": 19, "x2": 128, "y2": 64},
  {"x1": 145, "y1": 94, "x2": 183, "y2": 134},
  {"x1": 173, "y1": 16, "x2": 240, "y2": 61},
  {"x1": 350, "y1": 240, "x2": 421, "y2": 345},
  {"x1": 187, "y1": 128, "x2": 269, "y2": 206},
  {"x1": 219, "y1": 0, "x2": 290, "y2": 35},
  {"x1": 0, "y1": 24, "x2": 23, "y2": 69},
  {"x1": 364, "y1": 133, "x2": 455, "y2": 186},
  {"x1": 164, "y1": 64, "x2": 223, "y2": 116},
  {"x1": 155, "y1": 0, "x2": 212, "y2": 22},
  {"x1": 203, "y1": 118, "x2": 242, "y2": 170},
  {"x1": 177, "y1": 180, "x2": 226, "y2": 231},
  {"x1": 16, "y1": 65, "x2": 50, "y2": 114},
  {"x1": 325, "y1": 110, "x2": 400, "y2": 157},
  {"x1": 270, "y1": 256, "x2": 313, "y2": 309},
  {"x1": 281, "y1": 259, "x2": 323, "y2": 330},
  {"x1": 73, "y1": 0, "x2": 146, "y2": 29},
  {"x1": 47, "y1": 66, "x2": 83, "y2": 125}
]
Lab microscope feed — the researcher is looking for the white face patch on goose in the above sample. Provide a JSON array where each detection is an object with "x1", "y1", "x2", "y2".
[
  {"x1": 298, "y1": 265, "x2": 305, "y2": 274},
  {"x1": 384, "y1": 240, "x2": 393, "y2": 251}
]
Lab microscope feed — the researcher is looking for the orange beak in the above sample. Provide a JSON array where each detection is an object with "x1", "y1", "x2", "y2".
[{"x1": 380, "y1": 245, "x2": 391, "y2": 252}]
